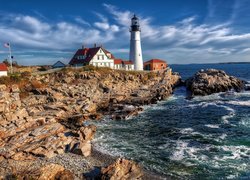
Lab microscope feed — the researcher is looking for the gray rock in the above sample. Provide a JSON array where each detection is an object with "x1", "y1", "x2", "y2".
[{"x1": 186, "y1": 69, "x2": 245, "y2": 97}]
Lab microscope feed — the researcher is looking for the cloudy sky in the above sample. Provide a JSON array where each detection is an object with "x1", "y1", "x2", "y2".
[{"x1": 0, "y1": 0, "x2": 250, "y2": 65}]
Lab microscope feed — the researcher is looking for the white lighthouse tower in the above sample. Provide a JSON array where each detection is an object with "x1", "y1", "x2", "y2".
[{"x1": 129, "y1": 14, "x2": 143, "y2": 71}]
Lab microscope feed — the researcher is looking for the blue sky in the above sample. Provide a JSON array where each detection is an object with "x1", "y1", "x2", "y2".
[{"x1": 0, "y1": 0, "x2": 250, "y2": 65}]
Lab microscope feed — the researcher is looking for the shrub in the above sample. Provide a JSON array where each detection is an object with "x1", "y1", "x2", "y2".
[
  {"x1": 0, "y1": 76, "x2": 10, "y2": 85},
  {"x1": 82, "y1": 65, "x2": 98, "y2": 71},
  {"x1": 147, "y1": 72, "x2": 157, "y2": 79},
  {"x1": 10, "y1": 73, "x2": 22, "y2": 83},
  {"x1": 38, "y1": 66, "x2": 47, "y2": 71},
  {"x1": 21, "y1": 71, "x2": 31, "y2": 78}
]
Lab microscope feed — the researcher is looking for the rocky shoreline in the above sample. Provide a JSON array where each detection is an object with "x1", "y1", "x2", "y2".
[{"x1": 0, "y1": 67, "x2": 181, "y2": 179}]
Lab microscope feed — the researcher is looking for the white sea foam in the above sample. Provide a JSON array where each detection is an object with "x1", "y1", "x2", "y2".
[
  {"x1": 221, "y1": 111, "x2": 235, "y2": 124},
  {"x1": 214, "y1": 145, "x2": 250, "y2": 161},
  {"x1": 169, "y1": 141, "x2": 188, "y2": 161},
  {"x1": 192, "y1": 93, "x2": 223, "y2": 102},
  {"x1": 227, "y1": 100, "x2": 250, "y2": 107},
  {"x1": 239, "y1": 117, "x2": 250, "y2": 127},
  {"x1": 179, "y1": 128, "x2": 194, "y2": 134},
  {"x1": 217, "y1": 105, "x2": 236, "y2": 124},
  {"x1": 204, "y1": 124, "x2": 220, "y2": 128},
  {"x1": 187, "y1": 101, "x2": 223, "y2": 109},
  {"x1": 219, "y1": 133, "x2": 227, "y2": 140}
]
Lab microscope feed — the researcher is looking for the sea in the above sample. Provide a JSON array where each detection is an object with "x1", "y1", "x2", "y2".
[{"x1": 92, "y1": 63, "x2": 250, "y2": 179}]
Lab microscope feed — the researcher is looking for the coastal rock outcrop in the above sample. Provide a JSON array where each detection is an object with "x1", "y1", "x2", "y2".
[
  {"x1": 101, "y1": 158, "x2": 143, "y2": 180},
  {"x1": 186, "y1": 69, "x2": 245, "y2": 96},
  {"x1": 0, "y1": 67, "x2": 180, "y2": 177}
]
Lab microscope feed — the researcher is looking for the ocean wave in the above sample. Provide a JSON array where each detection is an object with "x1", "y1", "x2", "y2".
[
  {"x1": 169, "y1": 141, "x2": 189, "y2": 161},
  {"x1": 187, "y1": 101, "x2": 224, "y2": 109},
  {"x1": 239, "y1": 117, "x2": 250, "y2": 127},
  {"x1": 192, "y1": 93, "x2": 223, "y2": 102},
  {"x1": 214, "y1": 145, "x2": 250, "y2": 161},
  {"x1": 204, "y1": 124, "x2": 220, "y2": 128},
  {"x1": 218, "y1": 133, "x2": 227, "y2": 140},
  {"x1": 227, "y1": 100, "x2": 250, "y2": 107}
]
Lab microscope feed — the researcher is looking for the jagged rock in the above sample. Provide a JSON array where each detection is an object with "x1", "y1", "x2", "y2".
[
  {"x1": 101, "y1": 158, "x2": 143, "y2": 180},
  {"x1": 79, "y1": 125, "x2": 97, "y2": 141},
  {"x1": 64, "y1": 114, "x2": 87, "y2": 129},
  {"x1": 186, "y1": 69, "x2": 245, "y2": 97},
  {"x1": 0, "y1": 84, "x2": 7, "y2": 91},
  {"x1": 111, "y1": 106, "x2": 143, "y2": 120},
  {"x1": 55, "y1": 169, "x2": 74, "y2": 180},
  {"x1": 38, "y1": 164, "x2": 65, "y2": 180},
  {"x1": 71, "y1": 125, "x2": 96, "y2": 157},
  {"x1": 11, "y1": 84, "x2": 20, "y2": 93}
]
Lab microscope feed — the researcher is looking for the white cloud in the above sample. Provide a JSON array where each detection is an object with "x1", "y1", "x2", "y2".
[
  {"x1": 94, "y1": 22, "x2": 110, "y2": 30},
  {"x1": 1, "y1": 3, "x2": 250, "y2": 65},
  {"x1": 74, "y1": 17, "x2": 91, "y2": 26}
]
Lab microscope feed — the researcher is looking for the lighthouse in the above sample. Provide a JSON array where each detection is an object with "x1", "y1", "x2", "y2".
[{"x1": 129, "y1": 14, "x2": 143, "y2": 71}]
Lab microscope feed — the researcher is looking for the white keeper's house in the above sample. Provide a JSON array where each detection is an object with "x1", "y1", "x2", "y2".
[{"x1": 69, "y1": 45, "x2": 134, "y2": 71}]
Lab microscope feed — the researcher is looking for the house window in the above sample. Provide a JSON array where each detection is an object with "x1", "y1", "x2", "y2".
[
  {"x1": 100, "y1": 49, "x2": 102, "y2": 53},
  {"x1": 102, "y1": 55, "x2": 104, "y2": 60}
]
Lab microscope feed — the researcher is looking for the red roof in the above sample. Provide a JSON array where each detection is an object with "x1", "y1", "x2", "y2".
[
  {"x1": 144, "y1": 59, "x2": 167, "y2": 64},
  {"x1": 122, "y1": 60, "x2": 133, "y2": 65},
  {"x1": 0, "y1": 63, "x2": 7, "y2": 71},
  {"x1": 114, "y1": 59, "x2": 133, "y2": 65},
  {"x1": 102, "y1": 49, "x2": 115, "y2": 59},
  {"x1": 69, "y1": 46, "x2": 116, "y2": 65},
  {"x1": 114, "y1": 59, "x2": 123, "y2": 64}
]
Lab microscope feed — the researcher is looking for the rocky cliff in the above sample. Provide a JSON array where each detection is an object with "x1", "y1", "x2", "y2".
[{"x1": 0, "y1": 67, "x2": 180, "y2": 178}]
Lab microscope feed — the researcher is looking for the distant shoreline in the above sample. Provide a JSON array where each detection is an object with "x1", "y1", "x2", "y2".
[
  {"x1": 170, "y1": 62, "x2": 250, "y2": 65},
  {"x1": 217, "y1": 62, "x2": 250, "y2": 64}
]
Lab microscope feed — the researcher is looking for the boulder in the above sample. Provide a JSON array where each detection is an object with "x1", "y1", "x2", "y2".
[
  {"x1": 79, "y1": 125, "x2": 97, "y2": 141},
  {"x1": 0, "y1": 84, "x2": 7, "y2": 91},
  {"x1": 71, "y1": 125, "x2": 96, "y2": 157},
  {"x1": 38, "y1": 164, "x2": 66, "y2": 180},
  {"x1": 186, "y1": 69, "x2": 245, "y2": 97},
  {"x1": 11, "y1": 84, "x2": 20, "y2": 93},
  {"x1": 54, "y1": 169, "x2": 74, "y2": 180},
  {"x1": 101, "y1": 158, "x2": 143, "y2": 180}
]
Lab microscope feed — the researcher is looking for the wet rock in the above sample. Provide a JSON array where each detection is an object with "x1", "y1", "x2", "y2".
[
  {"x1": 186, "y1": 69, "x2": 245, "y2": 97},
  {"x1": 101, "y1": 158, "x2": 143, "y2": 180}
]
